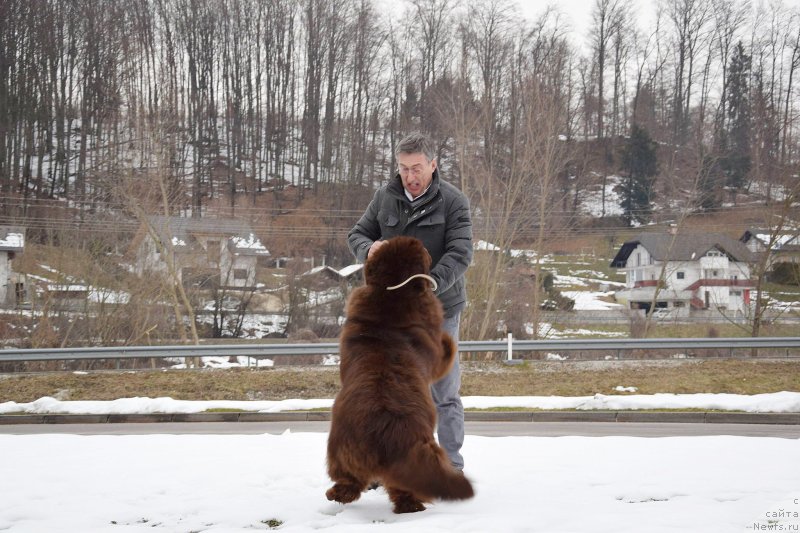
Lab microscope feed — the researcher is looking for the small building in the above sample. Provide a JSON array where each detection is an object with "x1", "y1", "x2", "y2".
[
  {"x1": 131, "y1": 216, "x2": 270, "y2": 289},
  {"x1": 0, "y1": 226, "x2": 25, "y2": 306},
  {"x1": 610, "y1": 232, "x2": 756, "y2": 316},
  {"x1": 740, "y1": 228, "x2": 800, "y2": 268}
]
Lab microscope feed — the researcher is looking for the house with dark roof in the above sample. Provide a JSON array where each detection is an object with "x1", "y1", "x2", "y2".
[
  {"x1": 131, "y1": 216, "x2": 270, "y2": 289},
  {"x1": 740, "y1": 227, "x2": 800, "y2": 268},
  {"x1": 0, "y1": 226, "x2": 24, "y2": 306},
  {"x1": 610, "y1": 232, "x2": 756, "y2": 316}
]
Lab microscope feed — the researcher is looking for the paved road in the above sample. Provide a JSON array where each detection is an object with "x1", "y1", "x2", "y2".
[{"x1": 2, "y1": 421, "x2": 799, "y2": 438}]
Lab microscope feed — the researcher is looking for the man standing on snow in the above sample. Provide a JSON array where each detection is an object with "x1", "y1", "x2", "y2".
[{"x1": 347, "y1": 131, "x2": 473, "y2": 470}]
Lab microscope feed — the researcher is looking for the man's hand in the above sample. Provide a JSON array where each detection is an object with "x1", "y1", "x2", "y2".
[{"x1": 367, "y1": 240, "x2": 387, "y2": 260}]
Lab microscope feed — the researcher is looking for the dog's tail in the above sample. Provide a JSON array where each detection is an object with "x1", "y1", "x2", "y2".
[{"x1": 387, "y1": 440, "x2": 474, "y2": 501}]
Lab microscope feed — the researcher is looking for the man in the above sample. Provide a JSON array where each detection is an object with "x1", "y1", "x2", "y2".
[{"x1": 347, "y1": 131, "x2": 473, "y2": 470}]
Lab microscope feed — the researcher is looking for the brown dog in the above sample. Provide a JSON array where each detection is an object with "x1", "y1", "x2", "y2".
[{"x1": 326, "y1": 236, "x2": 474, "y2": 514}]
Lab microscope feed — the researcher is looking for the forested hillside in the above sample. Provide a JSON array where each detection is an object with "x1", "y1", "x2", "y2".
[{"x1": 1, "y1": 0, "x2": 799, "y2": 346}]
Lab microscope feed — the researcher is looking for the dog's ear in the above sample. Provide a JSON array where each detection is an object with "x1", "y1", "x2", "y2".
[{"x1": 364, "y1": 241, "x2": 394, "y2": 287}]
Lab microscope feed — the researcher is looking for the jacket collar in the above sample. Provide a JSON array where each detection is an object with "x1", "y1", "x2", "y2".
[{"x1": 388, "y1": 168, "x2": 441, "y2": 206}]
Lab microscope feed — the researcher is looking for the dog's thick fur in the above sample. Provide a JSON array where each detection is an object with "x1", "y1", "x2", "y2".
[{"x1": 326, "y1": 236, "x2": 474, "y2": 514}]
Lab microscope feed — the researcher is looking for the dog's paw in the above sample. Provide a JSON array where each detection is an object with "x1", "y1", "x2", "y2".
[
  {"x1": 326, "y1": 483, "x2": 362, "y2": 504},
  {"x1": 392, "y1": 499, "x2": 426, "y2": 514},
  {"x1": 387, "y1": 488, "x2": 426, "y2": 514}
]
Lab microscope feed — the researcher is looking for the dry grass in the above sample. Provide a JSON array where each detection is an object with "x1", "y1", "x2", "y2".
[
  {"x1": 0, "y1": 369, "x2": 341, "y2": 403},
  {"x1": 1, "y1": 359, "x2": 798, "y2": 405},
  {"x1": 461, "y1": 360, "x2": 800, "y2": 396}
]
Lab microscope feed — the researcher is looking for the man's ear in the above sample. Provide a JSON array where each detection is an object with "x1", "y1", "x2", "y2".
[{"x1": 430, "y1": 158, "x2": 437, "y2": 172}]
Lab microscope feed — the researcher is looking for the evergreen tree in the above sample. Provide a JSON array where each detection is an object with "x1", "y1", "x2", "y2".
[
  {"x1": 697, "y1": 155, "x2": 723, "y2": 211},
  {"x1": 721, "y1": 41, "x2": 751, "y2": 190},
  {"x1": 618, "y1": 124, "x2": 658, "y2": 225}
]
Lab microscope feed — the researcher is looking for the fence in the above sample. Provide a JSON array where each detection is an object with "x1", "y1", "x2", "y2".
[{"x1": 1, "y1": 336, "x2": 799, "y2": 365}]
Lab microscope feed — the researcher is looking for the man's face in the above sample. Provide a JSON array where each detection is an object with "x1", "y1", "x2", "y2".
[{"x1": 397, "y1": 152, "x2": 436, "y2": 199}]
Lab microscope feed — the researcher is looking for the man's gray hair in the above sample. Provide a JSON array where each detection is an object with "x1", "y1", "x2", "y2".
[{"x1": 395, "y1": 132, "x2": 436, "y2": 161}]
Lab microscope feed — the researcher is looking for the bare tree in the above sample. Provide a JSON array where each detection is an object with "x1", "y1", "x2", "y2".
[
  {"x1": 412, "y1": 0, "x2": 454, "y2": 106},
  {"x1": 662, "y1": 0, "x2": 712, "y2": 145},
  {"x1": 780, "y1": 8, "x2": 800, "y2": 167},
  {"x1": 460, "y1": 11, "x2": 575, "y2": 341},
  {"x1": 463, "y1": 0, "x2": 515, "y2": 167},
  {"x1": 589, "y1": 0, "x2": 629, "y2": 141},
  {"x1": 745, "y1": 187, "x2": 800, "y2": 339}
]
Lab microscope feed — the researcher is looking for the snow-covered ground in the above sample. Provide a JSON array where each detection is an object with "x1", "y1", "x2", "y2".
[
  {"x1": 3, "y1": 391, "x2": 800, "y2": 415},
  {"x1": 0, "y1": 431, "x2": 797, "y2": 532},
  {"x1": 562, "y1": 290, "x2": 623, "y2": 311},
  {"x1": 580, "y1": 175, "x2": 625, "y2": 218},
  {"x1": 195, "y1": 312, "x2": 289, "y2": 340}
]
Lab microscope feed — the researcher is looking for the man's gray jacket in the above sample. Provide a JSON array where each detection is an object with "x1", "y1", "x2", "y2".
[{"x1": 347, "y1": 169, "x2": 473, "y2": 318}]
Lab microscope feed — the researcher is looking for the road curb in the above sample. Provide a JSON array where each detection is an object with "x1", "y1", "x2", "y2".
[{"x1": 1, "y1": 411, "x2": 798, "y2": 425}]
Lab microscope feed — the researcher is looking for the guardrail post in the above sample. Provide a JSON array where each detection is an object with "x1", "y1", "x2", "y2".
[{"x1": 507, "y1": 333, "x2": 513, "y2": 362}]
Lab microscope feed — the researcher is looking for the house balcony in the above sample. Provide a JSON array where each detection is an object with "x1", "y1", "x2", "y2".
[{"x1": 684, "y1": 278, "x2": 754, "y2": 291}]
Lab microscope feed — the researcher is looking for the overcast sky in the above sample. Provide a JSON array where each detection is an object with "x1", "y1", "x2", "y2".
[{"x1": 521, "y1": 0, "x2": 800, "y2": 51}]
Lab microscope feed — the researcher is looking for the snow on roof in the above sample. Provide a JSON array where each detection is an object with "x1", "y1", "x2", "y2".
[
  {"x1": 337, "y1": 264, "x2": 363, "y2": 277},
  {"x1": 45, "y1": 284, "x2": 89, "y2": 292},
  {"x1": 231, "y1": 233, "x2": 270, "y2": 255},
  {"x1": 741, "y1": 227, "x2": 800, "y2": 251},
  {"x1": 0, "y1": 229, "x2": 24, "y2": 250},
  {"x1": 755, "y1": 233, "x2": 800, "y2": 249},
  {"x1": 303, "y1": 264, "x2": 363, "y2": 279},
  {"x1": 303, "y1": 265, "x2": 327, "y2": 276},
  {"x1": 146, "y1": 216, "x2": 269, "y2": 256}
]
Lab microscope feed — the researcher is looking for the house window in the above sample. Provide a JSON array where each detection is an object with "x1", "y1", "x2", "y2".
[
  {"x1": 677, "y1": 272, "x2": 685, "y2": 280},
  {"x1": 636, "y1": 253, "x2": 641, "y2": 266},
  {"x1": 674, "y1": 301, "x2": 685, "y2": 308},
  {"x1": 233, "y1": 268, "x2": 249, "y2": 280}
]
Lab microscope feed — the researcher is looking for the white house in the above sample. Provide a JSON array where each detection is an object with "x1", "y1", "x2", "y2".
[
  {"x1": 0, "y1": 227, "x2": 24, "y2": 306},
  {"x1": 610, "y1": 232, "x2": 756, "y2": 316},
  {"x1": 132, "y1": 216, "x2": 270, "y2": 289}
]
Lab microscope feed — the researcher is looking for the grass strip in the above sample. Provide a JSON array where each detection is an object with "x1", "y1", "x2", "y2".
[{"x1": 0, "y1": 360, "x2": 798, "y2": 404}]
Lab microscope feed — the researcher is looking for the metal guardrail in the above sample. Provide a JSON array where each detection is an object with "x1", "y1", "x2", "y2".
[{"x1": 0, "y1": 336, "x2": 799, "y2": 363}]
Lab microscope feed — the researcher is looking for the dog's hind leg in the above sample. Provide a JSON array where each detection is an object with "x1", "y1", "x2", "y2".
[
  {"x1": 386, "y1": 486, "x2": 426, "y2": 514},
  {"x1": 326, "y1": 469, "x2": 368, "y2": 504},
  {"x1": 387, "y1": 440, "x2": 474, "y2": 502}
]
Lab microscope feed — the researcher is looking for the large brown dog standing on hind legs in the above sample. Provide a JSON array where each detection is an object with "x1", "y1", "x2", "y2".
[{"x1": 326, "y1": 236, "x2": 474, "y2": 514}]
